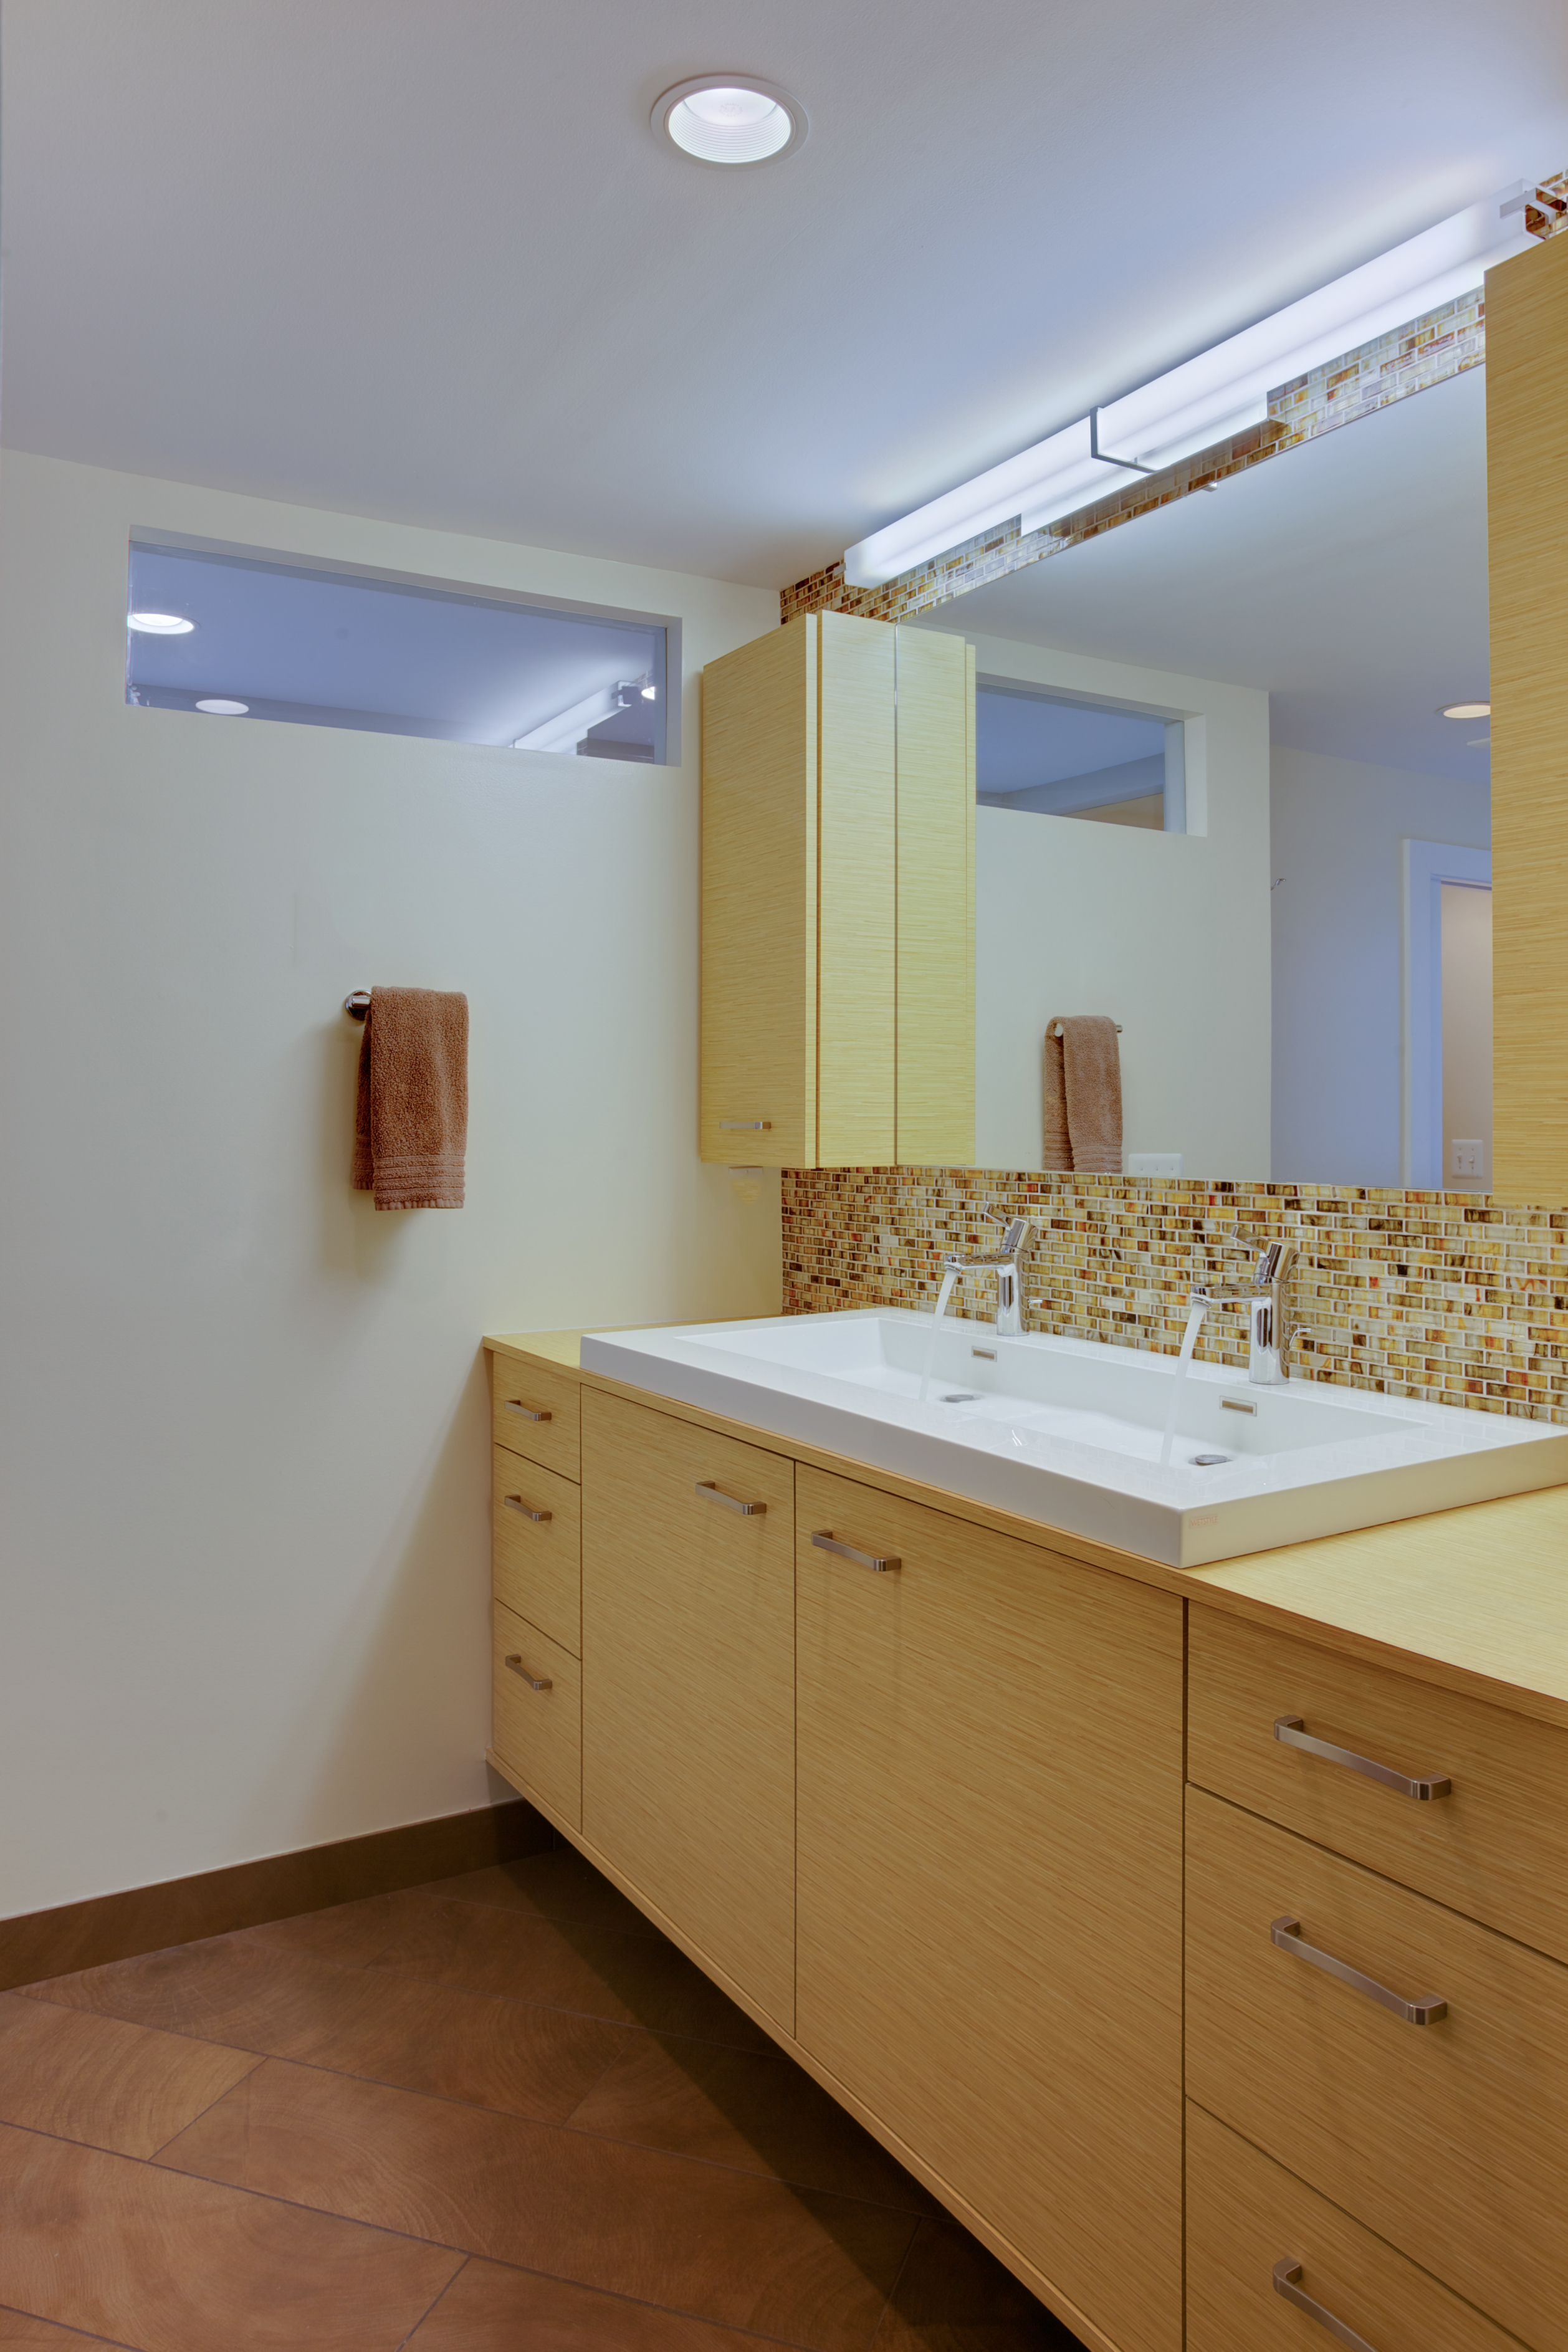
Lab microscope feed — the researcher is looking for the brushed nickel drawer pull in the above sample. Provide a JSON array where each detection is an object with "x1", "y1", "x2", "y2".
[
  {"x1": 1274, "y1": 1715, "x2": 1452, "y2": 1802},
  {"x1": 503, "y1": 1399, "x2": 552, "y2": 1423},
  {"x1": 1273, "y1": 2259, "x2": 1380, "y2": 2352},
  {"x1": 504, "y1": 1654, "x2": 552, "y2": 1690},
  {"x1": 812, "y1": 1530, "x2": 901, "y2": 1574},
  {"x1": 502, "y1": 1496, "x2": 552, "y2": 1523},
  {"x1": 696, "y1": 1480, "x2": 766, "y2": 1517},
  {"x1": 1221, "y1": 1396, "x2": 1256, "y2": 1415},
  {"x1": 719, "y1": 1119, "x2": 772, "y2": 1131},
  {"x1": 1270, "y1": 1916, "x2": 1446, "y2": 2024}
]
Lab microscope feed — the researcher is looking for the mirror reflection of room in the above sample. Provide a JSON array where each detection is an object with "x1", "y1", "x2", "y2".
[{"x1": 927, "y1": 356, "x2": 1492, "y2": 1190}]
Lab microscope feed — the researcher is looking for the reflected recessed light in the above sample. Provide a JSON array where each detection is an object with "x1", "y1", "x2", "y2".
[
  {"x1": 653, "y1": 75, "x2": 808, "y2": 167},
  {"x1": 195, "y1": 699, "x2": 249, "y2": 715},
  {"x1": 641, "y1": 684, "x2": 657, "y2": 700},
  {"x1": 1440, "y1": 700, "x2": 1490, "y2": 719},
  {"x1": 128, "y1": 611, "x2": 194, "y2": 634}
]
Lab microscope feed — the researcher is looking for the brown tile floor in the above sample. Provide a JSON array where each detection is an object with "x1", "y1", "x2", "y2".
[{"x1": 1, "y1": 1845, "x2": 1085, "y2": 2352}]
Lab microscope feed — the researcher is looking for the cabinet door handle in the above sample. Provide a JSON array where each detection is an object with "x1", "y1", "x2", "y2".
[
  {"x1": 502, "y1": 1399, "x2": 552, "y2": 1423},
  {"x1": 696, "y1": 1480, "x2": 765, "y2": 1517},
  {"x1": 1274, "y1": 1714, "x2": 1451, "y2": 1802},
  {"x1": 502, "y1": 1496, "x2": 552, "y2": 1523},
  {"x1": 504, "y1": 1654, "x2": 552, "y2": 1690},
  {"x1": 1272, "y1": 2260, "x2": 1380, "y2": 2352},
  {"x1": 811, "y1": 1530, "x2": 901, "y2": 1574},
  {"x1": 718, "y1": 1119, "x2": 772, "y2": 1131},
  {"x1": 1271, "y1": 1916, "x2": 1446, "y2": 2024}
]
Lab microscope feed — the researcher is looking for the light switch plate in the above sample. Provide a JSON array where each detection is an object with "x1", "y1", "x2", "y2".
[
  {"x1": 1450, "y1": 1138, "x2": 1482, "y2": 1178},
  {"x1": 1128, "y1": 1153, "x2": 1183, "y2": 1178}
]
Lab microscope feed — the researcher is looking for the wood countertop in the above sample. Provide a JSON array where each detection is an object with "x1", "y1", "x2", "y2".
[{"x1": 484, "y1": 1328, "x2": 1568, "y2": 1731}]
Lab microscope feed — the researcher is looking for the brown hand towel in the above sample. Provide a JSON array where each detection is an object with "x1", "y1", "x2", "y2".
[
  {"x1": 1042, "y1": 1016, "x2": 1122, "y2": 1174},
  {"x1": 352, "y1": 988, "x2": 469, "y2": 1210}
]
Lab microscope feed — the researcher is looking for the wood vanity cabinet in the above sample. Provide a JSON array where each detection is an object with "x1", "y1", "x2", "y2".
[
  {"x1": 487, "y1": 1334, "x2": 1568, "y2": 2352},
  {"x1": 795, "y1": 1466, "x2": 1185, "y2": 2352},
  {"x1": 699, "y1": 608, "x2": 974, "y2": 1168}
]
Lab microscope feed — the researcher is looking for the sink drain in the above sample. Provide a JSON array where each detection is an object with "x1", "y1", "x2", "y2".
[
  {"x1": 1191, "y1": 1451, "x2": 1231, "y2": 1466},
  {"x1": 940, "y1": 1392, "x2": 980, "y2": 1403}
]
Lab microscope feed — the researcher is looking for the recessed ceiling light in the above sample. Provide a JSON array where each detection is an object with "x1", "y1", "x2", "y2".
[
  {"x1": 196, "y1": 699, "x2": 249, "y2": 715},
  {"x1": 653, "y1": 75, "x2": 808, "y2": 167},
  {"x1": 1440, "y1": 700, "x2": 1491, "y2": 719},
  {"x1": 128, "y1": 611, "x2": 195, "y2": 634}
]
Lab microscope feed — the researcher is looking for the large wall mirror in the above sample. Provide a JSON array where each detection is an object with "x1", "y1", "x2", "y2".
[{"x1": 914, "y1": 363, "x2": 1489, "y2": 1188}]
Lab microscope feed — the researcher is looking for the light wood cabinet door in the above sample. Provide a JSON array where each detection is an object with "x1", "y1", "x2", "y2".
[
  {"x1": 894, "y1": 626, "x2": 974, "y2": 1165},
  {"x1": 699, "y1": 617, "x2": 817, "y2": 1165},
  {"x1": 795, "y1": 1466, "x2": 1185, "y2": 2352},
  {"x1": 1189, "y1": 1605, "x2": 1568, "y2": 1962},
  {"x1": 1187, "y1": 2103, "x2": 1519, "y2": 2352},
  {"x1": 581, "y1": 1391, "x2": 796, "y2": 2030},
  {"x1": 1187, "y1": 1784, "x2": 1568, "y2": 2352}
]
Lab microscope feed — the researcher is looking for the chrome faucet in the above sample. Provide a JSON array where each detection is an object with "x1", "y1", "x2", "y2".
[
  {"x1": 1193, "y1": 1241, "x2": 1300, "y2": 1387},
  {"x1": 945, "y1": 1212, "x2": 1036, "y2": 1337}
]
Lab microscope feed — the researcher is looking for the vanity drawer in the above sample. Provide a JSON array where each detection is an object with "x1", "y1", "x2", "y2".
[
  {"x1": 1189, "y1": 1607, "x2": 1568, "y2": 1961},
  {"x1": 492, "y1": 1448, "x2": 581, "y2": 1656},
  {"x1": 1187, "y1": 2103, "x2": 1519, "y2": 2352},
  {"x1": 1186, "y1": 1784, "x2": 1568, "y2": 2351},
  {"x1": 492, "y1": 1600, "x2": 581, "y2": 1830},
  {"x1": 488, "y1": 1351, "x2": 581, "y2": 1481}
]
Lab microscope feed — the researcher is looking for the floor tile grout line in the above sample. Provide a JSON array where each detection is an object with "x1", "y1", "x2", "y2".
[
  {"x1": 393, "y1": 2250, "x2": 471, "y2": 2350},
  {"x1": 144, "y1": 2053, "x2": 265, "y2": 2164},
  {"x1": 3, "y1": 2009, "x2": 933, "y2": 2217},
  {"x1": 5, "y1": 1999, "x2": 931, "y2": 2216},
  {"x1": 4, "y1": 2120, "x2": 900, "y2": 2352},
  {"x1": 0, "y1": 2301, "x2": 145, "y2": 2352}
]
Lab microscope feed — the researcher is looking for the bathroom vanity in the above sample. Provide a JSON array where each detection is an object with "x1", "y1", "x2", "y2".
[{"x1": 484, "y1": 1322, "x2": 1568, "y2": 2352}]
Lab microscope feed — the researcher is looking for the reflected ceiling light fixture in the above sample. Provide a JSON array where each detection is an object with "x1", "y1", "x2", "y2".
[
  {"x1": 845, "y1": 181, "x2": 1541, "y2": 589},
  {"x1": 1440, "y1": 700, "x2": 1491, "y2": 719},
  {"x1": 128, "y1": 611, "x2": 195, "y2": 634},
  {"x1": 195, "y1": 698, "x2": 249, "y2": 715},
  {"x1": 653, "y1": 75, "x2": 808, "y2": 168}
]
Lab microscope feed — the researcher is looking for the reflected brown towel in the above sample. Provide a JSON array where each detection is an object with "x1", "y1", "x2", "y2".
[
  {"x1": 1042, "y1": 1016, "x2": 1122, "y2": 1174},
  {"x1": 352, "y1": 988, "x2": 469, "y2": 1210}
]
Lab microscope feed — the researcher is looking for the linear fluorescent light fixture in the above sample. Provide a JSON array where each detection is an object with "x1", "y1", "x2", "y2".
[
  {"x1": 512, "y1": 681, "x2": 638, "y2": 757},
  {"x1": 845, "y1": 185, "x2": 1537, "y2": 589}
]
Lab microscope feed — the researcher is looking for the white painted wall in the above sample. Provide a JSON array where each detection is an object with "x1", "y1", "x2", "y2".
[
  {"x1": 1271, "y1": 745, "x2": 1489, "y2": 1185},
  {"x1": 0, "y1": 451, "x2": 781, "y2": 1919},
  {"x1": 963, "y1": 628, "x2": 1272, "y2": 1177}
]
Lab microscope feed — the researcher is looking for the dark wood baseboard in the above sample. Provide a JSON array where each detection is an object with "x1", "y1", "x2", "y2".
[{"x1": 0, "y1": 1795, "x2": 552, "y2": 1992}]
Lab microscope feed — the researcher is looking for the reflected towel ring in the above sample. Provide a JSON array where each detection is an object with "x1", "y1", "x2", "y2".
[{"x1": 344, "y1": 991, "x2": 371, "y2": 1021}]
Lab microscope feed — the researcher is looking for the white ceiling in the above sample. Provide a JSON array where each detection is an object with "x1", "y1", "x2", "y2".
[
  {"x1": 916, "y1": 366, "x2": 1489, "y2": 782},
  {"x1": 2, "y1": 2, "x2": 1566, "y2": 588}
]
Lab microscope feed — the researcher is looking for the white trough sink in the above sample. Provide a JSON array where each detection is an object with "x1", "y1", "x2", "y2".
[{"x1": 581, "y1": 1308, "x2": 1568, "y2": 1567}]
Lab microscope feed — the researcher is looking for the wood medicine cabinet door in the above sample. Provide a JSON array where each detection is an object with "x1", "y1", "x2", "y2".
[
  {"x1": 795, "y1": 1465, "x2": 1185, "y2": 2352},
  {"x1": 700, "y1": 608, "x2": 972, "y2": 1167}
]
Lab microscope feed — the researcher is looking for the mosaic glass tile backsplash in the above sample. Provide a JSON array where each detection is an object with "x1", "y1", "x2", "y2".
[{"x1": 782, "y1": 1170, "x2": 1568, "y2": 1423}]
